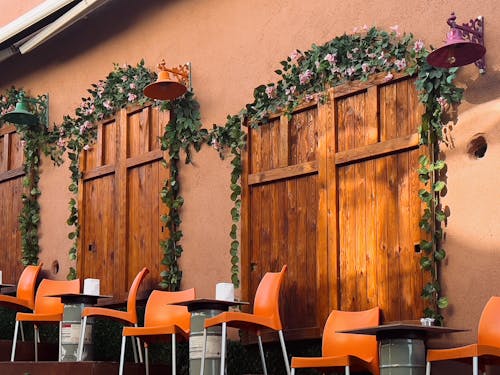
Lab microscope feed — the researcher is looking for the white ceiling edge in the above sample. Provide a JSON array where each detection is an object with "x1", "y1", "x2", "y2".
[
  {"x1": 0, "y1": 0, "x2": 76, "y2": 45},
  {"x1": 19, "y1": 0, "x2": 109, "y2": 54}
]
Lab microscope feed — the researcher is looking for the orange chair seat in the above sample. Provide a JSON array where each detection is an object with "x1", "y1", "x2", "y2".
[
  {"x1": 292, "y1": 354, "x2": 377, "y2": 371},
  {"x1": 0, "y1": 295, "x2": 31, "y2": 311},
  {"x1": 82, "y1": 306, "x2": 136, "y2": 325},
  {"x1": 427, "y1": 344, "x2": 500, "y2": 362},
  {"x1": 16, "y1": 312, "x2": 63, "y2": 323},
  {"x1": 204, "y1": 311, "x2": 280, "y2": 332},
  {"x1": 122, "y1": 325, "x2": 190, "y2": 341}
]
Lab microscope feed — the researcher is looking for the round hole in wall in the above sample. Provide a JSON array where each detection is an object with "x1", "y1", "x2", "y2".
[
  {"x1": 467, "y1": 134, "x2": 487, "y2": 159},
  {"x1": 51, "y1": 260, "x2": 59, "y2": 275}
]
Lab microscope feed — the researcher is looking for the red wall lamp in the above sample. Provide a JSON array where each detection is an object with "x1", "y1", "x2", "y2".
[
  {"x1": 143, "y1": 59, "x2": 192, "y2": 101},
  {"x1": 427, "y1": 12, "x2": 486, "y2": 73}
]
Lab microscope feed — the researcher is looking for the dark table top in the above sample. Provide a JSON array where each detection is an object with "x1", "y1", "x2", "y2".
[
  {"x1": 174, "y1": 298, "x2": 249, "y2": 312},
  {"x1": 47, "y1": 293, "x2": 112, "y2": 305},
  {"x1": 338, "y1": 322, "x2": 468, "y2": 340}
]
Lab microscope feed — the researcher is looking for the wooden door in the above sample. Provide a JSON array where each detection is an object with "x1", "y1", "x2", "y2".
[
  {"x1": 0, "y1": 124, "x2": 25, "y2": 281},
  {"x1": 242, "y1": 105, "x2": 328, "y2": 341},
  {"x1": 78, "y1": 105, "x2": 169, "y2": 301},
  {"x1": 242, "y1": 74, "x2": 427, "y2": 341}
]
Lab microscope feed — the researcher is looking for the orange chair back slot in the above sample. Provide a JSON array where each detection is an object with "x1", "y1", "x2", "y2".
[
  {"x1": 16, "y1": 265, "x2": 43, "y2": 309},
  {"x1": 478, "y1": 296, "x2": 500, "y2": 347},
  {"x1": 34, "y1": 279, "x2": 80, "y2": 315},
  {"x1": 144, "y1": 288, "x2": 195, "y2": 330},
  {"x1": 252, "y1": 265, "x2": 287, "y2": 330},
  {"x1": 322, "y1": 306, "x2": 380, "y2": 363},
  {"x1": 126, "y1": 267, "x2": 149, "y2": 314}
]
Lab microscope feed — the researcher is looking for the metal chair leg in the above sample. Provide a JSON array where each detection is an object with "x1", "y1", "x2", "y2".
[
  {"x1": 11, "y1": 320, "x2": 19, "y2": 362},
  {"x1": 278, "y1": 330, "x2": 291, "y2": 375},
  {"x1": 220, "y1": 322, "x2": 227, "y2": 375},
  {"x1": 131, "y1": 335, "x2": 138, "y2": 363},
  {"x1": 58, "y1": 321, "x2": 62, "y2": 361},
  {"x1": 119, "y1": 335, "x2": 127, "y2": 375},
  {"x1": 77, "y1": 316, "x2": 87, "y2": 361},
  {"x1": 20, "y1": 322, "x2": 25, "y2": 341},
  {"x1": 200, "y1": 328, "x2": 208, "y2": 375},
  {"x1": 172, "y1": 334, "x2": 176, "y2": 375},
  {"x1": 473, "y1": 356, "x2": 478, "y2": 375},
  {"x1": 345, "y1": 365, "x2": 350, "y2": 375},
  {"x1": 257, "y1": 335, "x2": 268, "y2": 375},
  {"x1": 34, "y1": 325, "x2": 39, "y2": 362},
  {"x1": 134, "y1": 324, "x2": 143, "y2": 363},
  {"x1": 291, "y1": 369, "x2": 295, "y2": 375},
  {"x1": 145, "y1": 345, "x2": 150, "y2": 375},
  {"x1": 426, "y1": 361, "x2": 431, "y2": 375}
]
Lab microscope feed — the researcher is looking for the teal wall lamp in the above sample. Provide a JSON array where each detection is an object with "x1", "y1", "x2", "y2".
[{"x1": 1, "y1": 92, "x2": 49, "y2": 128}]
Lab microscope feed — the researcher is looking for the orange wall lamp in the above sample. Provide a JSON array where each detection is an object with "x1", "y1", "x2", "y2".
[
  {"x1": 427, "y1": 12, "x2": 486, "y2": 73},
  {"x1": 143, "y1": 59, "x2": 192, "y2": 101}
]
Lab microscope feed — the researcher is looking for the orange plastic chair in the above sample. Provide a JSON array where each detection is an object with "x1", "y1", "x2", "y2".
[
  {"x1": 77, "y1": 267, "x2": 149, "y2": 362},
  {"x1": 200, "y1": 265, "x2": 290, "y2": 375},
  {"x1": 426, "y1": 296, "x2": 500, "y2": 375},
  {"x1": 10, "y1": 278, "x2": 80, "y2": 362},
  {"x1": 290, "y1": 307, "x2": 380, "y2": 375},
  {"x1": 119, "y1": 288, "x2": 195, "y2": 375},
  {"x1": 0, "y1": 264, "x2": 42, "y2": 341}
]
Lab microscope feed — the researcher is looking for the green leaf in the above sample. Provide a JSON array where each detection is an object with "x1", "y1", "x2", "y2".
[{"x1": 437, "y1": 296, "x2": 449, "y2": 308}]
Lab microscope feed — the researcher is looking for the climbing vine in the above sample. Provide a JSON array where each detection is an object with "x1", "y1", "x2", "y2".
[
  {"x1": 0, "y1": 87, "x2": 59, "y2": 266},
  {"x1": 221, "y1": 26, "x2": 462, "y2": 320},
  {"x1": 55, "y1": 25, "x2": 462, "y2": 318}
]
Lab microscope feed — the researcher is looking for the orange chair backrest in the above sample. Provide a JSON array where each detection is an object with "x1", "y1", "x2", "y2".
[
  {"x1": 144, "y1": 288, "x2": 195, "y2": 331},
  {"x1": 126, "y1": 267, "x2": 149, "y2": 314},
  {"x1": 322, "y1": 306, "x2": 380, "y2": 364},
  {"x1": 34, "y1": 279, "x2": 80, "y2": 315},
  {"x1": 477, "y1": 296, "x2": 500, "y2": 347},
  {"x1": 16, "y1": 264, "x2": 42, "y2": 310},
  {"x1": 253, "y1": 265, "x2": 287, "y2": 330}
]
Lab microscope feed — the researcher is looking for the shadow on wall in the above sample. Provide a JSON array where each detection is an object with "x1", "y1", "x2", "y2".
[
  {"x1": 462, "y1": 68, "x2": 500, "y2": 104},
  {"x1": 0, "y1": 0, "x2": 178, "y2": 86}
]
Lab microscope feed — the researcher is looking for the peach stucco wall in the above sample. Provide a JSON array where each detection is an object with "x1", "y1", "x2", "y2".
[{"x1": 1, "y1": 0, "x2": 499, "y2": 361}]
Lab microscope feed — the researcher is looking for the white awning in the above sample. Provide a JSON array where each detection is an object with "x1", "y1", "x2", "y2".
[{"x1": 0, "y1": 0, "x2": 109, "y2": 63}]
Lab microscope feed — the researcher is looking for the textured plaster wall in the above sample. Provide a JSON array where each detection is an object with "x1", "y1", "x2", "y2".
[{"x1": 0, "y1": 0, "x2": 499, "y2": 358}]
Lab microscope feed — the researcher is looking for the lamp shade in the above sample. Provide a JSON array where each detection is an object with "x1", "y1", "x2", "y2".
[
  {"x1": 1, "y1": 100, "x2": 39, "y2": 126},
  {"x1": 143, "y1": 70, "x2": 188, "y2": 101},
  {"x1": 427, "y1": 28, "x2": 486, "y2": 68}
]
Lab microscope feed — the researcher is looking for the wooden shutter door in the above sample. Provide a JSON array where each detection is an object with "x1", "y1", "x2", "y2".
[
  {"x1": 79, "y1": 105, "x2": 169, "y2": 300},
  {"x1": 331, "y1": 77, "x2": 427, "y2": 320},
  {"x1": 242, "y1": 102, "x2": 329, "y2": 341},
  {"x1": 0, "y1": 125, "x2": 25, "y2": 280},
  {"x1": 242, "y1": 74, "x2": 428, "y2": 340}
]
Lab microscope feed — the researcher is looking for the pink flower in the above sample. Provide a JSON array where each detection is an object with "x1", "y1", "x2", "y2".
[
  {"x1": 390, "y1": 25, "x2": 401, "y2": 36},
  {"x1": 129, "y1": 83, "x2": 136, "y2": 90},
  {"x1": 83, "y1": 144, "x2": 91, "y2": 151},
  {"x1": 437, "y1": 96, "x2": 449, "y2": 110},
  {"x1": 211, "y1": 138, "x2": 220, "y2": 151},
  {"x1": 362, "y1": 63, "x2": 370, "y2": 73},
  {"x1": 346, "y1": 67, "x2": 356, "y2": 76},
  {"x1": 347, "y1": 52, "x2": 353, "y2": 60},
  {"x1": 353, "y1": 26, "x2": 359, "y2": 33},
  {"x1": 1, "y1": 96, "x2": 7, "y2": 103},
  {"x1": 20, "y1": 140, "x2": 26, "y2": 148},
  {"x1": 127, "y1": 93, "x2": 138, "y2": 102},
  {"x1": 367, "y1": 52, "x2": 377, "y2": 59},
  {"x1": 290, "y1": 50, "x2": 302, "y2": 62},
  {"x1": 299, "y1": 69, "x2": 314, "y2": 85},
  {"x1": 83, "y1": 120, "x2": 93, "y2": 129},
  {"x1": 57, "y1": 138, "x2": 67, "y2": 148},
  {"x1": 103, "y1": 100, "x2": 113, "y2": 110},
  {"x1": 362, "y1": 24, "x2": 369, "y2": 31},
  {"x1": 121, "y1": 75, "x2": 128, "y2": 82},
  {"x1": 305, "y1": 94, "x2": 315, "y2": 102},
  {"x1": 413, "y1": 40, "x2": 424, "y2": 53},
  {"x1": 324, "y1": 53, "x2": 337, "y2": 64},
  {"x1": 118, "y1": 86, "x2": 124, "y2": 94},
  {"x1": 384, "y1": 72, "x2": 394, "y2": 82},
  {"x1": 394, "y1": 58, "x2": 407, "y2": 71},
  {"x1": 265, "y1": 85, "x2": 277, "y2": 99},
  {"x1": 285, "y1": 86, "x2": 296, "y2": 95}
]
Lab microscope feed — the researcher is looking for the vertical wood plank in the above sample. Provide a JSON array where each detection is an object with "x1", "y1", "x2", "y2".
[{"x1": 116, "y1": 108, "x2": 128, "y2": 296}]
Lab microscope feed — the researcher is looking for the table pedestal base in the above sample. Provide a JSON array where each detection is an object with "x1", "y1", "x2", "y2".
[
  {"x1": 60, "y1": 303, "x2": 93, "y2": 362},
  {"x1": 189, "y1": 309, "x2": 222, "y2": 375},
  {"x1": 380, "y1": 338, "x2": 425, "y2": 375}
]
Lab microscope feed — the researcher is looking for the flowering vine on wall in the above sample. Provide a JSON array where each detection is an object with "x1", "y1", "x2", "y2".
[
  {"x1": 0, "y1": 87, "x2": 59, "y2": 266},
  {"x1": 54, "y1": 25, "x2": 461, "y2": 321}
]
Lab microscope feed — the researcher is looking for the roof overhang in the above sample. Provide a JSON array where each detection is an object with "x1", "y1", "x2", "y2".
[{"x1": 0, "y1": 0, "x2": 109, "y2": 63}]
